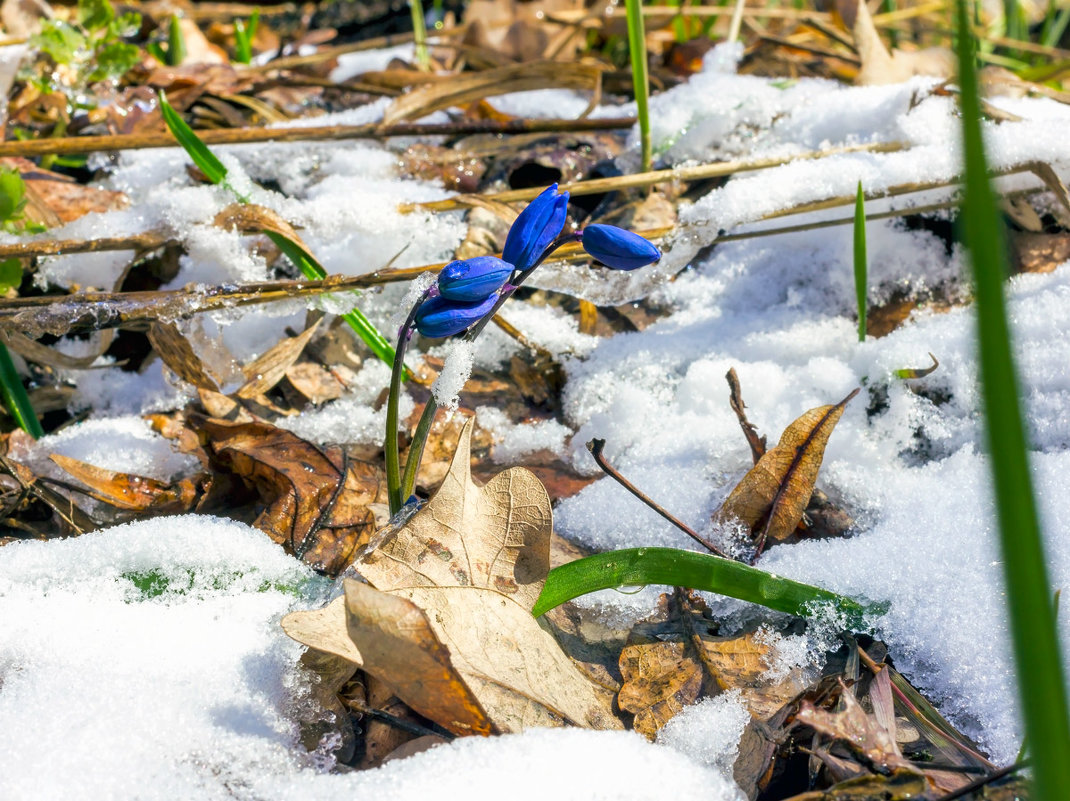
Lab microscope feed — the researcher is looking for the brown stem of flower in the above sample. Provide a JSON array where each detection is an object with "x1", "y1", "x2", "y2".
[{"x1": 586, "y1": 438, "x2": 728, "y2": 558}]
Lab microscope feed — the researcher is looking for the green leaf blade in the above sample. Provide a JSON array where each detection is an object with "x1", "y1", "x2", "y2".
[
  {"x1": 158, "y1": 93, "x2": 229, "y2": 186},
  {"x1": 954, "y1": 1, "x2": 1070, "y2": 797},
  {"x1": 534, "y1": 546, "x2": 879, "y2": 627}
]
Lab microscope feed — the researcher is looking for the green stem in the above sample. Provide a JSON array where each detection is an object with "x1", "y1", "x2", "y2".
[
  {"x1": 387, "y1": 292, "x2": 432, "y2": 514},
  {"x1": 400, "y1": 394, "x2": 437, "y2": 500},
  {"x1": 533, "y1": 547, "x2": 879, "y2": 624},
  {"x1": 854, "y1": 181, "x2": 868, "y2": 343},
  {"x1": 624, "y1": 0, "x2": 652, "y2": 173},
  {"x1": 397, "y1": 236, "x2": 574, "y2": 499},
  {"x1": 410, "y1": 0, "x2": 430, "y2": 69},
  {"x1": 955, "y1": 1, "x2": 1070, "y2": 798},
  {"x1": 0, "y1": 343, "x2": 42, "y2": 438}
]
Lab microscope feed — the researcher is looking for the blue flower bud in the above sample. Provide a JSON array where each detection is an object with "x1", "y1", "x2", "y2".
[
  {"x1": 503, "y1": 183, "x2": 569, "y2": 273},
  {"x1": 437, "y1": 256, "x2": 513, "y2": 302},
  {"x1": 580, "y1": 224, "x2": 662, "y2": 271},
  {"x1": 415, "y1": 294, "x2": 499, "y2": 339}
]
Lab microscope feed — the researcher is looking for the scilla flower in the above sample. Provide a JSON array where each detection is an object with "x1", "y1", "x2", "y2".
[
  {"x1": 415, "y1": 293, "x2": 500, "y2": 339},
  {"x1": 437, "y1": 256, "x2": 513, "y2": 302},
  {"x1": 580, "y1": 224, "x2": 662, "y2": 271},
  {"x1": 502, "y1": 183, "x2": 569, "y2": 272}
]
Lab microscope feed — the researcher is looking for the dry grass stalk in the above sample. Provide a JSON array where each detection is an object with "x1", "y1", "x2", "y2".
[{"x1": 0, "y1": 117, "x2": 636, "y2": 159}]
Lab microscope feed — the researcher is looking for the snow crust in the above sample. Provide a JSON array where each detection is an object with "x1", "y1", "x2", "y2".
[{"x1": 0, "y1": 517, "x2": 743, "y2": 801}]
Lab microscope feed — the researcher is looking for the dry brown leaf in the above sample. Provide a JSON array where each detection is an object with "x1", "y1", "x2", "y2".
[
  {"x1": 796, "y1": 678, "x2": 914, "y2": 774},
  {"x1": 285, "y1": 362, "x2": 345, "y2": 405},
  {"x1": 148, "y1": 321, "x2": 221, "y2": 392},
  {"x1": 50, "y1": 453, "x2": 199, "y2": 513},
  {"x1": 284, "y1": 419, "x2": 621, "y2": 735},
  {"x1": 714, "y1": 389, "x2": 858, "y2": 550},
  {"x1": 342, "y1": 580, "x2": 494, "y2": 736},
  {"x1": 853, "y1": 0, "x2": 954, "y2": 85},
  {"x1": 238, "y1": 317, "x2": 322, "y2": 399},
  {"x1": 382, "y1": 61, "x2": 603, "y2": 126},
  {"x1": 197, "y1": 418, "x2": 384, "y2": 575},
  {"x1": 619, "y1": 626, "x2": 808, "y2": 738},
  {"x1": 176, "y1": 17, "x2": 228, "y2": 65}
]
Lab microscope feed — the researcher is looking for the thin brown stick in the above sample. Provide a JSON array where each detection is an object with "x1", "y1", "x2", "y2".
[
  {"x1": 726, "y1": 368, "x2": 766, "y2": 465},
  {"x1": 0, "y1": 117, "x2": 638, "y2": 159},
  {"x1": 757, "y1": 34, "x2": 862, "y2": 64},
  {"x1": 587, "y1": 438, "x2": 727, "y2": 557}
]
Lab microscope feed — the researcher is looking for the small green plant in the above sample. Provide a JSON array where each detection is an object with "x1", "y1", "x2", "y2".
[
  {"x1": 233, "y1": 9, "x2": 260, "y2": 65},
  {"x1": 29, "y1": 0, "x2": 141, "y2": 90},
  {"x1": 0, "y1": 169, "x2": 45, "y2": 236},
  {"x1": 409, "y1": 0, "x2": 430, "y2": 70},
  {"x1": 955, "y1": 0, "x2": 1070, "y2": 797},
  {"x1": 0, "y1": 168, "x2": 43, "y2": 438},
  {"x1": 853, "y1": 181, "x2": 867, "y2": 342},
  {"x1": 147, "y1": 15, "x2": 187, "y2": 66},
  {"x1": 624, "y1": 0, "x2": 652, "y2": 173},
  {"x1": 158, "y1": 94, "x2": 397, "y2": 371}
]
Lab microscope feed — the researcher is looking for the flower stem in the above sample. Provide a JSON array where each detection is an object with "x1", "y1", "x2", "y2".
[
  {"x1": 386, "y1": 293, "x2": 431, "y2": 513},
  {"x1": 397, "y1": 233, "x2": 575, "y2": 499}
]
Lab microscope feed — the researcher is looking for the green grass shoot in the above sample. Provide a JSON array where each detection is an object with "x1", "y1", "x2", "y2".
[
  {"x1": 534, "y1": 546, "x2": 879, "y2": 626},
  {"x1": 167, "y1": 15, "x2": 186, "y2": 66},
  {"x1": 624, "y1": 0, "x2": 652, "y2": 173},
  {"x1": 409, "y1": 0, "x2": 430, "y2": 69},
  {"x1": 954, "y1": 1, "x2": 1070, "y2": 798},
  {"x1": 0, "y1": 342, "x2": 42, "y2": 438},
  {"x1": 854, "y1": 181, "x2": 867, "y2": 342},
  {"x1": 233, "y1": 9, "x2": 259, "y2": 65},
  {"x1": 158, "y1": 93, "x2": 397, "y2": 369}
]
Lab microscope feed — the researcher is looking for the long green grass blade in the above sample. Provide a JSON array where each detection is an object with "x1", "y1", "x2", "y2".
[
  {"x1": 158, "y1": 93, "x2": 397, "y2": 368},
  {"x1": 624, "y1": 0, "x2": 651, "y2": 173},
  {"x1": 534, "y1": 546, "x2": 878, "y2": 625},
  {"x1": 0, "y1": 342, "x2": 42, "y2": 438},
  {"x1": 955, "y1": 1, "x2": 1070, "y2": 798},
  {"x1": 159, "y1": 94, "x2": 228, "y2": 185},
  {"x1": 854, "y1": 180, "x2": 867, "y2": 342}
]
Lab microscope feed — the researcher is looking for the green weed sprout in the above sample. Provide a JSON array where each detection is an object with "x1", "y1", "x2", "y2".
[
  {"x1": 409, "y1": 0, "x2": 430, "y2": 70},
  {"x1": 0, "y1": 168, "x2": 44, "y2": 438},
  {"x1": 233, "y1": 9, "x2": 260, "y2": 65},
  {"x1": 853, "y1": 181, "x2": 867, "y2": 342},
  {"x1": 158, "y1": 94, "x2": 397, "y2": 370},
  {"x1": 955, "y1": 0, "x2": 1070, "y2": 797},
  {"x1": 624, "y1": 0, "x2": 652, "y2": 173}
]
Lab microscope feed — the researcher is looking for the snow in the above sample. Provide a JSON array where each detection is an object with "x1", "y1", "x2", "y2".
[
  {"x1": 0, "y1": 516, "x2": 744, "y2": 801},
  {"x1": 5, "y1": 33, "x2": 1070, "y2": 796}
]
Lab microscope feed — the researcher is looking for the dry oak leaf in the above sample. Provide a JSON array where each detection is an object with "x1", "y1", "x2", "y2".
[
  {"x1": 619, "y1": 628, "x2": 809, "y2": 739},
  {"x1": 714, "y1": 389, "x2": 858, "y2": 549},
  {"x1": 196, "y1": 417, "x2": 384, "y2": 576},
  {"x1": 282, "y1": 418, "x2": 622, "y2": 736}
]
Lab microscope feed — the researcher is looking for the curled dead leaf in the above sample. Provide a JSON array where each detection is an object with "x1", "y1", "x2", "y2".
[
  {"x1": 714, "y1": 389, "x2": 858, "y2": 552},
  {"x1": 50, "y1": 453, "x2": 199, "y2": 513},
  {"x1": 196, "y1": 417, "x2": 384, "y2": 575}
]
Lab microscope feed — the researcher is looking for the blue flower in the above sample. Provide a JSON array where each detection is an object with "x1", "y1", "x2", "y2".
[
  {"x1": 503, "y1": 183, "x2": 569, "y2": 273},
  {"x1": 580, "y1": 224, "x2": 661, "y2": 271},
  {"x1": 415, "y1": 293, "x2": 499, "y2": 338},
  {"x1": 438, "y1": 256, "x2": 513, "y2": 302}
]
